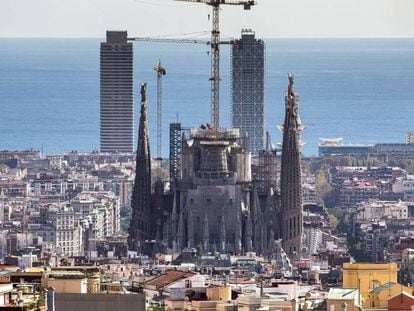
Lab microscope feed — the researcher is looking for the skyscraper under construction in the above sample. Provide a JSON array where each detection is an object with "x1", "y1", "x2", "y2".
[
  {"x1": 231, "y1": 29, "x2": 265, "y2": 155},
  {"x1": 100, "y1": 31, "x2": 134, "y2": 153},
  {"x1": 280, "y1": 74, "x2": 304, "y2": 258}
]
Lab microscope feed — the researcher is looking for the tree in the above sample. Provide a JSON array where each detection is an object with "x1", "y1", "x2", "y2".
[
  {"x1": 310, "y1": 156, "x2": 352, "y2": 174},
  {"x1": 327, "y1": 214, "x2": 338, "y2": 229},
  {"x1": 315, "y1": 167, "x2": 334, "y2": 208}
]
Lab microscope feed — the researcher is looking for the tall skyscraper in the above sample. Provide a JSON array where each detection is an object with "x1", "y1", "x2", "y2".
[
  {"x1": 100, "y1": 31, "x2": 134, "y2": 153},
  {"x1": 231, "y1": 29, "x2": 265, "y2": 155},
  {"x1": 280, "y1": 74, "x2": 304, "y2": 259},
  {"x1": 128, "y1": 84, "x2": 152, "y2": 252}
]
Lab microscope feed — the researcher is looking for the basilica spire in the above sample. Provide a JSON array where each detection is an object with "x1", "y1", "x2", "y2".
[
  {"x1": 280, "y1": 74, "x2": 303, "y2": 259},
  {"x1": 128, "y1": 83, "x2": 152, "y2": 252}
]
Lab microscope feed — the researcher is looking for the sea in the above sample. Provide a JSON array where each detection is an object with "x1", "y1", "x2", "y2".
[{"x1": 0, "y1": 38, "x2": 413, "y2": 156}]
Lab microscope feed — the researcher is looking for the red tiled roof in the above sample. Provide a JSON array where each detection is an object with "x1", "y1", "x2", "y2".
[
  {"x1": 145, "y1": 270, "x2": 196, "y2": 288},
  {"x1": 0, "y1": 264, "x2": 18, "y2": 270}
]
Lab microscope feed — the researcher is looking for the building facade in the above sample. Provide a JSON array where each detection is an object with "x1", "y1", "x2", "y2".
[
  {"x1": 169, "y1": 126, "x2": 273, "y2": 255},
  {"x1": 29, "y1": 205, "x2": 83, "y2": 257},
  {"x1": 231, "y1": 29, "x2": 265, "y2": 155},
  {"x1": 100, "y1": 31, "x2": 134, "y2": 153},
  {"x1": 339, "y1": 181, "x2": 379, "y2": 209},
  {"x1": 318, "y1": 138, "x2": 374, "y2": 157},
  {"x1": 403, "y1": 176, "x2": 414, "y2": 201}
]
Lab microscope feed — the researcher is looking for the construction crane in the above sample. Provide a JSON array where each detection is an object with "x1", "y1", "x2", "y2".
[
  {"x1": 129, "y1": 0, "x2": 255, "y2": 129},
  {"x1": 175, "y1": 0, "x2": 256, "y2": 128},
  {"x1": 154, "y1": 59, "x2": 166, "y2": 179},
  {"x1": 129, "y1": 37, "x2": 210, "y2": 45}
]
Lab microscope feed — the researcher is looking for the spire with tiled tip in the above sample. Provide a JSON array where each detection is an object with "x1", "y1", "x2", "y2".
[{"x1": 280, "y1": 74, "x2": 304, "y2": 259}]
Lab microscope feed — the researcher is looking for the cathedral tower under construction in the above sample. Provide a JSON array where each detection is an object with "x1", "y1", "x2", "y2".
[{"x1": 279, "y1": 74, "x2": 304, "y2": 258}]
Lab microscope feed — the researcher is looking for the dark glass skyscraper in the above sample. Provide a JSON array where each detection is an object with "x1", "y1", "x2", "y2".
[
  {"x1": 100, "y1": 31, "x2": 134, "y2": 153},
  {"x1": 231, "y1": 29, "x2": 265, "y2": 155}
]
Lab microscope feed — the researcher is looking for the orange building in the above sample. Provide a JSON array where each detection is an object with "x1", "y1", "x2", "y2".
[{"x1": 388, "y1": 292, "x2": 414, "y2": 311}]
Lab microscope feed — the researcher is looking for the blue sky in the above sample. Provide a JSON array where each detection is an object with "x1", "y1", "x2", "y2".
[{"x1": 1, "y1": 0, "x2": 414, "y2": 38}]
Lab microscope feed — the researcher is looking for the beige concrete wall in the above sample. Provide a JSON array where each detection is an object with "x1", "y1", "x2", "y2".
[
  {"x1": 44, "y1": 278, "x2": 87, "y2": 294},
  {"x1": 87, "y1": 278, "x2": 100, "y2": 293},
  {"x1": 216, "y1": 302, "x2": 237, "y2": 311},
  {"x1": 327, "y1": 299, "x2": 358, "y2": 311},
  {"x1": 165, "y1": 299, "x2": 186, "y2": 311},
  {"x1": 191, "y1": 300, "x2": 217, "y2": 311},
  {"x1": 206, "y1": 287, "x2": 231, "y2": 301}
]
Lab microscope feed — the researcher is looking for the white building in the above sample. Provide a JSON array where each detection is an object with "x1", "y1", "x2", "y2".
[
  {"x1": 403, "y1": 176, "x2": 414, "y2": 201},
  {"x1": 54, "y1": 205, "x2": 82, "y2": 256},
  {"x1": 401, "y1": 248, "x2": 414, "y2": 270},
  {"x1": 303, "y1": 183, "x2": 317, "y2": 202},
  {"x1": 304, "y1": 227, "x2": 323, "y2": 256},
  {"x1": 357, "y1": 200, "x2": 409, "y2": 221},
  {"x1": 29, "y1": 205, "x2": 83, "y2": 257},
  {"x1": 71, "y1": 191, "x2": 120, "y2": 239}
]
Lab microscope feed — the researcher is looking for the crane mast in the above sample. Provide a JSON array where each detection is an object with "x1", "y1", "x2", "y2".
[
  {"x1": 154, "y1": 59, "x2": 166, "y2": 179},
  {"x1": 210, "y1": 3, "x2": 220, "y2": 129},
  {"x1": 176, "y1": 0, "x2": 256, "y2": 128}
]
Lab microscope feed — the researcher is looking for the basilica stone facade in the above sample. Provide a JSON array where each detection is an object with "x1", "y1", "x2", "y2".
[
  {"x1": 129, "y1": 76, "x2": 304, "y2": 259},
  {"x1": 167, "y1": 126, "x2": 273, "y2": 254}
]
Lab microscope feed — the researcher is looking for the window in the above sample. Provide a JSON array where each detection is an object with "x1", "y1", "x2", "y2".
[{"x1": 371, "y1": 280, "x2": 381, "y2": 289}]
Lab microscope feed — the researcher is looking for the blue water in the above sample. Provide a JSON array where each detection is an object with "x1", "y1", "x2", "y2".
[{"x1": 0, "y1": 38, "x2": 413, "y2": 156}]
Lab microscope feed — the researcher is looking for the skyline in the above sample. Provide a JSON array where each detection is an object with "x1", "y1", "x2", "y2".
[
  {"x1": 1, "y1": 0, "x2": 414, "y2": 39},
  {"x1": 0, "y1": 38, "x2": 413, "y2": 156}
]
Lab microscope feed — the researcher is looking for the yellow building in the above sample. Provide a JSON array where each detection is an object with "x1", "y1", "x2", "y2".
[{"x1": 342, "y1": 263, "x2": 398, "y2": 307}]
